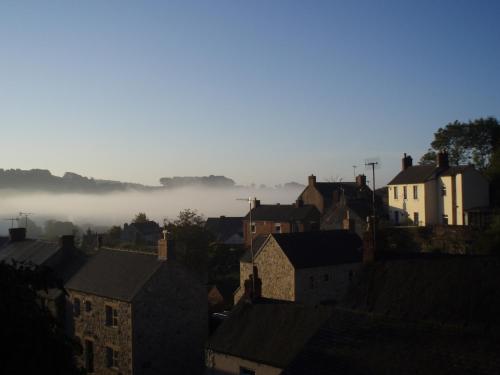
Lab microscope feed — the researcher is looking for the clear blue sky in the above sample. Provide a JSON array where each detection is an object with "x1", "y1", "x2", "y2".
[{"x1": 1, "y1": 0, "x2": 498, "y2": 187}]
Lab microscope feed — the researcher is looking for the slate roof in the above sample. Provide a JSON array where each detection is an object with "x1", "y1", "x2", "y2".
[
  {"x1": 240, "y1": 234, "x2": 269, "y2": 263},
  {"x1": 314, "y1": 182, "x2": 368, "y2": 199},
  {"x1": 272, "y1": 230, "x2": 362, "y2": 269},
  {"x1": 285, "y1": 307, "x2": 500, "y2": 375},
  {"x1": 205, "y1": 216, "x2": 243, "y2": 244},
  {"x1": 65, "y1": 248, "x2": 163, "y2": 301},
  {"x1": 388, "y1": 165, "x2": 473, "y2": 185},
  {"x1": 244, "y1": 204, "x2": 319, "y2": 222},
  {"x1": 0, "y1": 239, "x2": 61, "y2": 266},
  {"x1": 206, "y1": 300, "x2": 333, "y2": 369}
]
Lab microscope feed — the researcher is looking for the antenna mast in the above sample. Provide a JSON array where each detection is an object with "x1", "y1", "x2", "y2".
[
  {"x1": 4, "y1": 218, "x2": 19, "y2": 228},
  {"x1": 237, "y1": 196, "x2": 257, "y2": 298},
  {"x1": 19, "y1": 212, "x2": 33, "y2": 229}
]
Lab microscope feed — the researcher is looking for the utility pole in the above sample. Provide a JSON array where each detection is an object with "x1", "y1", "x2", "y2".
[
  {"x1": 19, "y1": 212, "x2": 33, "y2": 229},
  {"x1": 352, "y1": 165, "x2": 357, "y2": 180},
  {"x1": 365, "y1": 161, "x2": 378, "y2": 251},
  {"x1": 237, "y1": 196, "x2": 256, "y2": 297}
]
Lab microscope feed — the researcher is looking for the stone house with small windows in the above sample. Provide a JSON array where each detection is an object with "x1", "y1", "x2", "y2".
[
  {"x1": 242, "y1": 200, "x2": 320, "y2": 248},
  {"x1": 234, "y1": 230, "x2": 362, "y2": 304},
  {"x1": 296, "y1": 174, "x2": 382, "y2": 237},
  {"x1": 65, "y1": 239, "x2": 206, "y2": 375},
  {"x1": 387, "y1": 152, "x2": 489, "y2": 226}
]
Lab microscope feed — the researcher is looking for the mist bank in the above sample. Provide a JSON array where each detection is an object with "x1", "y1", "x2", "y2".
[{"x1": 0, "y1": 185, "x2": 304, "y2": 235}]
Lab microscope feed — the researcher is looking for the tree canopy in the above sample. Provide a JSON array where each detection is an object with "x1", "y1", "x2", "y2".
[
  {"x1": 419, "y1": 117, "x2": 500, "y2": 170},
  {"x1": 0, "y1": 262, "x2": 82, "y2": 374},
  {"x1": 132, "y1": 212, "x2": 149, "y2": 223}
]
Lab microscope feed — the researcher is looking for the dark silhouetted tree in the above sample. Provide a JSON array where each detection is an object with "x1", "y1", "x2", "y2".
[
  {"x1": 132, "y1": 212, "x2": 148, "y2": 223},
  {"x1": 0, "y1": 262, "x2": 83, "y2": 374}
]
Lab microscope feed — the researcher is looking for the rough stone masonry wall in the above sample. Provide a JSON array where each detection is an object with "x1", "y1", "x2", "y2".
[
  {"x1": 295, "y1": 263, "x2": 361, "y2": 304},
  {"x1": 69, "y1": 291, "x2": 133, "y2": 375},
  {"x1": 255, "y1": 238, "x2": 295, "y2": 301},
  {"x1": 132, "y1": 261, "x2": 207, "y2": 375}
]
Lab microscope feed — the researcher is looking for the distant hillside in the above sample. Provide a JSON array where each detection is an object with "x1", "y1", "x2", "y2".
[
  {"x1": 159, "y1": 175, "x2": 235, "y2": 189},
  {"x1": 0, "y1": 169, "x2": 156, "y2": 193}
]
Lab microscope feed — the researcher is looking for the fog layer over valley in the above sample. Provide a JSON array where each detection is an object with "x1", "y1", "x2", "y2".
[{"x1": 0, "y1": 186, "x2": 303, "y2": 236}]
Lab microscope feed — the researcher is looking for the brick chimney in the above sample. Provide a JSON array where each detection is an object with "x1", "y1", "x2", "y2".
[
  {"x1": 243, "y1": 266, "x2": 262, "y2": 302},
  {"x1": 9, "y1": 228, "x2": 26, "y2": 242},
  {"x1": 252, "y1": 199, "x2": 260, "y2": 209},
  {"x1": 158, "y1": 229, "x2": 174, "y2": 261},
  {"x1": 356, "y1": 174, "x2": 367, "y2": 187},
  {"x1": 308, "y1": 175, "x2": 316, "y2": 187},
  {"x1": 437, "y1": 151, "x2": 449, "y2": 169},
  {"x1": 59, "y1": 235, "x2": 75, "y2": 249},
  {"x1": 402, "y1": 153, "x2": 413, "y2": 171}
]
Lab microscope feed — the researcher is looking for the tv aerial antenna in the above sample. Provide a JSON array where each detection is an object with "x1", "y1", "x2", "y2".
[
  {"x1": 4, "y1": 218, "x2": 19, "y2": 228},
  {"x1": 237, "y1": 196, "x2": 257, "y2": 297},
  {"x1": 19, "y1": 212, "x2": 33, "y2": 228}
]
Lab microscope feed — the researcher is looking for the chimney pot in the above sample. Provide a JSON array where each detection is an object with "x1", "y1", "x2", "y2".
[
  {"x1": 356, "y1": 174, "x2": 367, "y2": 187},
  {"x1": 9, "y1": 228, "x2": 26, "y2": 242},
  {"x1": 437, "y1": 151, "x2": 449, "y2": 169},
  {"x1": 402, "y1": 153, "x2": 413, "y2": 171},
  {"x1": 308, "y1": 175, "x2": 317, "y2": 187}
]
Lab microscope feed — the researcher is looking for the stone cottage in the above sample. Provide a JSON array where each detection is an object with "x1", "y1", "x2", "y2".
[
  {"x1": 65, "y1": 238, "x2": 207, "y2": 375},
  {"x1": 234, "y1": 230, "x2": 362, "y2": 304}
]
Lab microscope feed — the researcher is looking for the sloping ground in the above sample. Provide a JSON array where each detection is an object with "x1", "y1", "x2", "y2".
[
  {"x1": 341, "y1": 256, "x2": 500, "y2": 335},
  {"x1": 285, "y1": 256, "x2": 500, "y2": 374},
  {"x1": 286, "y1": 308, "x2": 500, "y2": 375}
]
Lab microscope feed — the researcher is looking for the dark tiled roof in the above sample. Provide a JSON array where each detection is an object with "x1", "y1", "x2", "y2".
[
  {"x1": 207, "y1": 300, "x2": 333, "y2": 368},
  {"x1": 0, "y1": 237, "x2": 9, "y2": 248},
  {"x1": 388, "y1": 165, "x2": 474, "y2": 185},
  {"x1": 244, "y1": 204, "x2": 319, "y2": 222},
  {"x1": 272, "y1": 231, "x2": 362, "y2": 269},
  {"x1": 65, "y1": 248, "x2": 163, "y2": 301},
  {"x1": 205, "y1": 217, "x2": 243, "y2": 244},
  {"x1": 0, "y1": 239, "x2": 61, "y2": 266},
  {"x1": 240, "y1": 235, "x2": 269, "y2": 263},
  {"x1": 285, "y1": 308, "x2": 500, "y2": 375},
  {"x1": 388, "y1": 165, "x2": 437, "y2": 185},
  {"x1": 314, "y1": 182, "x2": 367, "y2": 199}
]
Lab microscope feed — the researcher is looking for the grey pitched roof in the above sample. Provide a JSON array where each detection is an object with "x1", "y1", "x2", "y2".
[
  {"x1": 272, "y1": 230, "x2": 362, "y2": 269},
  {"x1": 207, "y1": 300, "x2": 333, "y2": 368},
  {"x1": 0, "y1": 239, "x2": 61, "y2": 266},
  {"x1": 388, "y1": 165, "x2": 474, "y2": 185},
  {"x1": 205, "y1": 216, "x2": 243, "y2": 244},
  {"x1": 244, "y1": 204, "x2": 319, "y2": 222},
  {"x1": 65, "y1": 248, "x2": 163, "y2": 301},
  {"x1": 240, "y1": 235, "x2": 269, "y2": 263},
  {"x1": 285, "y1": 307, "x2": 500, "y2": 375},
  {"x1": 315, "y1": 182, "x2": 367, "y2": 198}
]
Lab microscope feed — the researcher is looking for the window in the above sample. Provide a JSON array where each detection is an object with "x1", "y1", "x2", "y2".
[
  {"x1": 85, "y1": 340, "x2": 94, "y2": 373},
  {"x1": 274, "y1": 223, "x2": 281, "y2": 233},
  {"x1": 441, "y1": 184, "x2": 447, "y2": 196},
  {"x1": 240, "y1": 367, "x2": 255, "y2": 375},
  {"x1": 442, "y1": 214, "x2": 449, "y2": 225},
  {"x1": 394, "y1": 211, "x2": 400, "y2": 224},
  {"x1": 413, "y1": 185, "x2": 418, "y2": 199},
  {"x1": 73, "y1": 298, "x2": 81, "y2": 317},
  {"x1": 106, "y1": 346, "x2": 119, "y2": 369},
  {"x1": 85, "y1": 300, "x2": 92, "y2": 313},
  {"x1": 413, "y1": 212, "x2": 419, "y2": 226},
  {"x1": 403, "y1": 186, "x2": 407, "y2": 200},
  {"x1": 105, "y1": 305, "x2": 118, "y2": 327},
  {"x1": 250, "y1": 222, "x2": 256, "y2": 234},
  {"x1": 393, "y1": 186, "x2": 398, "y2": 200},
  {"x1": 309, "y1": 276, "x2": 314, "y2": 289}
]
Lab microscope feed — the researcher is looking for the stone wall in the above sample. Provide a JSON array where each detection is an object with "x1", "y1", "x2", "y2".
[
  {"x1": 295, "y1": 263, "x2": 361, "y2": 304},
  {"x1": 132, "y1": 261, "x2": 207, "y2": 375},
  {"x1": 69, "y1": 291, "x2": 133, "y2": 375}
]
